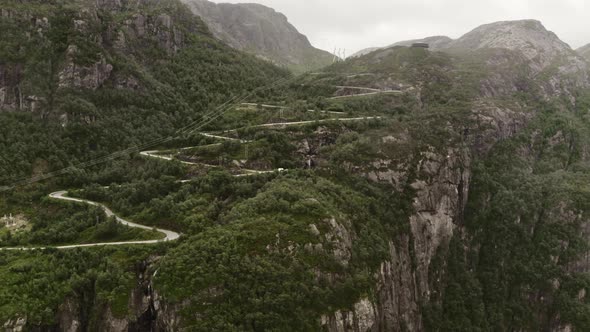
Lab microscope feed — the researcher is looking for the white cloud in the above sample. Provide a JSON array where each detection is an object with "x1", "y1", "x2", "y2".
[{"x1": 209, "y1": 0, "x2": 589, "y2": 53}]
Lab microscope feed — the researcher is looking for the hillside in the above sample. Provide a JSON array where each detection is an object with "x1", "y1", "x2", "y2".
[
  {"x1": 3, "y1": 6, "x2": 590, "y2": 332},
  {"x1": 448, "y1": 20, "x2": 581, "y2": 70},
  {"x1": 579, "y1": 44, "x2": 590, "y2": 61},
  {"x1": 181, "y1": 0, "x2": 334, "y2": 73},
  {"x1": 0, "y1": 0, "x2": 287, "y2": 183},
  {"x1": 274, "y1": 20, "x2": 590, "y2": 330},
  {"x1": 354, "y1": 20, "x2": 586, "y2": 77}
]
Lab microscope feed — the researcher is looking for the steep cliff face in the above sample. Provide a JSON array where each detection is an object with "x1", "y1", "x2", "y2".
[
  {"x1": 578, "y1": 44, "x2": 590, "y2": 61},
  {"x1": 310, "y1": 21, "x2": 590, "y2": 331},
  {"x1": 181, "y1": 0, "x2": 334, "y2": 73},
  {"x1": 353, "y1": 20, "x2": 589, "y2": 90},
  {"x1": 0, "y1": 0, "x2": 205, "y2": 113},
  {"x1": 449, "y1": 20, "x2": 589, "y2": 100},
  {"x1": 449, "y1": 20, "x2": 573, "y2": 70},
  {"x1": 3, "y1": 6, "x2": 590, "y2": 331}
]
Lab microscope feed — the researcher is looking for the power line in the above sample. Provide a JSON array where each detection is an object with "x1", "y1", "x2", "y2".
[{"x1": 0, "y1": 75, "x2": 295, "y2": 192}]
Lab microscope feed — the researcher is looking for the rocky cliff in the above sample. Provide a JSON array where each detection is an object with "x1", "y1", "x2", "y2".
[
  {"x1": 448, "y1": 20, "x2": 582, "y2": 72},
  {"x1": 354, "y1": 20, "x2": 586, "y2": 80},
  {"x1": 181, "y1": 0, "x2": 334, "y2": 73},
  {"x1": 578, "y1": 44, "x2": 590, "y2": 61},
  {"x1": 3, "y1": 9, "x2": 590, "y2": 332},
  {"x1": 0, "y1": 0, "x2": 198, "y2": 114},
  {"x1": 306, "y1": 20, "x2": 590, "y2": 332}
]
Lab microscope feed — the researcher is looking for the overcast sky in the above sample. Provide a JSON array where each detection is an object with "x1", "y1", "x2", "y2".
[{"x1": 210, "y1": 0, "x2": 589, "y2": 55}]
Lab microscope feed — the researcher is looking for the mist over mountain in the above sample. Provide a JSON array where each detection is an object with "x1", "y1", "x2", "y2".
[
  {"x1": 181, "y1": 0, "x2": 334, "y2": 73},
  {"x1": 579, "y1": 44, "x2": 590, "y2": 61},
  {"x1": 2, "y1": 2, "x2": 590, "y2": 331}
]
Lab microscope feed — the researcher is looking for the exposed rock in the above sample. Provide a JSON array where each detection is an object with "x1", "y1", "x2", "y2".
[
  {"x1": 324, "y1": 217, "x2": 353, "y2": 266},
  {"x1": 450, "y1": 20, "x2": 572, "y2": 70},
  {"x1": 58, "y1": 45, "x2": 113, "y2": 90},
  {"x1": 578, "y1": 44, "x2": 590, "y2": 61},
  {"x1": 351, "y1": 36, "x2": 453, "y2": 58},
  {"x1": 181, "y1": 0, "x2": 333, "y2": 72},
  {"x1": 352, "y1": 21, "x2": 590, "y2": 97},
  {"x1": 322, "y1": 298, "x2": 377, "y2": 332},
  {"x1": 0, "y1": 64, "x2": 24, "y2": 111},
  {"x1": 376, "y1": 237, "x2": 422, "y2": 331},
  {"x1": 98, "y1": 307, "x2": 128, "y2": 332},
  {"x1": 57, "y1": 298, "x2": 81, "y2": 332},
  {"x1": 3, "y1": 317, "x2": 26, "y2": 332}
]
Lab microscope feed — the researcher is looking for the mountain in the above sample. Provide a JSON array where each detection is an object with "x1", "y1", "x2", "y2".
[
  {"x1": 354, "y1": 20, "x2": 583, "y2": 73},
  {"x1": 579, "y1": 44, "x2": 590, "y2": 61},
  {"x1": 351, "y1": 35, "x2": 452, "y2": 57},
  {"x1": 0, "y1": 0, "x2": 287, "y2": 204},
  {"x1": 448, "y1": 20, "x2": 581, "y2": 71},
  {"x1": 181, "y1": 0, "x2": 334, "y2": 73},
  {"x1": 4, "y1": 8, "x2": 590, "y2": 332},
  {"x1": 351, "y1": 20, "x2": 588, "y2": 99},
  {"x1": 286, "y1": 19, "x2": 590, "y2": 331}
]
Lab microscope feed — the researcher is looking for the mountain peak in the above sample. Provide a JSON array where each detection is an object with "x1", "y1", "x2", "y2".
[{"x1": 449, "y1": 19, "x2": 574, "y2": 69}]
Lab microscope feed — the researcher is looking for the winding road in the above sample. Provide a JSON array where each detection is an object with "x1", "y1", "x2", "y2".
[
  {"x1": 0, "y1": 191, "x2": 180, "y2": 251},
  {"x1": 2, "y1": 105, "x2": 385, "y2": 251}
]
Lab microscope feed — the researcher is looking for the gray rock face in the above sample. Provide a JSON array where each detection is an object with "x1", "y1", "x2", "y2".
[
  {"x1": 352, "y1": 20, "x2": 589, "y2": 90},
  {"x1": 58, "y1": 46, "x2": 113, "y2": 90},
  {"x1": 448, "y1": 20, "x2": 581, "y2": 73},
  {"x1": 3, "y1": 317, "x2": 26, "y2": 332},
  {"x1": 578, "y1": 44, "x2": 590, "y2": 61},
  {"x1": 181, "y1": 0, "x2": 333, "y2": 72},
  {"x1": 0, "y1": 1, "x2": 189, "y2": 113}
]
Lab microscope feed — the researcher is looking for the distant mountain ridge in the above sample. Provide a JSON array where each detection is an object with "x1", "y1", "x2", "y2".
[
  {"x1": 353, "y1": 20, "x2": 583, "y2": 72},
  {"x1": 579, "y1": 44, "x2": 590, "y2": 61},
  {"x1": 347, "y1": 19, "x2": 589, "y2": 104},
  {"x1": 181, "y1": 0, "x2": 334, "y2": 73},
  {"x1": 447, "y1": 20, "x2": 580, "y2": 71},
  {"x1": 351, "y1": 36, "x2": 452, "y2": 57}
]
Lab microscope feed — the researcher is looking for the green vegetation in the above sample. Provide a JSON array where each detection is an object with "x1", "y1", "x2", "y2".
[
  {"x1": 2, "y1": 1, "x2": 590, "y2": 330},
  {"x1": 0, "y1": 198, "x2": 162, "y2": 247},
  {"x1": 0, "y1": 246, "x2": 165, "y2": 326},
  {"x1": 154, "y1": 172, "x2": 395, "y2": 330},
  {"x1": 424, "y1": 101, "x2": 590, "y2": 331}
]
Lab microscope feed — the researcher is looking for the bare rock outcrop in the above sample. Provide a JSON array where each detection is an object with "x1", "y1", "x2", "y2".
[
  {"x1": 58, "y1": 46, "x2": 113, "y2": 90},
  {"x1": 181, "y1": 0, "x2": 333, "y2": 72}
]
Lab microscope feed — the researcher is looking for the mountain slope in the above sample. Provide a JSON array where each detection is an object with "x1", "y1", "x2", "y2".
[
  {"x1": 277, "y1": 20, "x2": 590, "y2": 331},
  {"x1": 0, "y1": 0, "x2": 287, "y2": 184},
  {"x1": 351, "y1": 20, "x2": 588, "y2": 100},
  {"x1": 181, "y1": 0, "x2": 333, "y2": 73},
  {"x1": 448, "y1": 20, "x2": 579, "y2": 70},
  {"x1": 4, "y1": 8, "x2": 590, "y2": 332},
  {"x1": 578, "y1": 44, "x2": 590, "y2": 61},
  {"x1": 351, "y1": 35, "x2": 452, "y2": 58}
]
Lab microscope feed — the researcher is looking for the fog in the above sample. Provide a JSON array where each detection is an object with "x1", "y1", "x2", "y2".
[{"x1": 211, "y1": 0, "x2": 589, "y2": 54}]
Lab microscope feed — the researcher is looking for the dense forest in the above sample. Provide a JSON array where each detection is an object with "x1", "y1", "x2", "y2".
[{"x1": 2, "y1": 1, "x2": 590, "y2": 331}]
